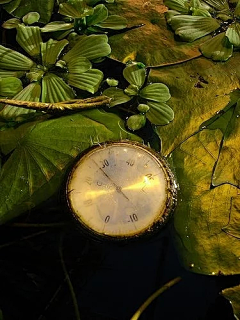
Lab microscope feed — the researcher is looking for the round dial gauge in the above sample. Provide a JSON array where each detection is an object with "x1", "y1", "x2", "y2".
[{"x1": 66, "y1": 141, "x2": 177, "y2": 240}]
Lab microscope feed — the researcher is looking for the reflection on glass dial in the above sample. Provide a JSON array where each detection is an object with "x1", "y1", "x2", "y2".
[{"x1": 67, "y1": 141, "x2": 177, "y2": 238}]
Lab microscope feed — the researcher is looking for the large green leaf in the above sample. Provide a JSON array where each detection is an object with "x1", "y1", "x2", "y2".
[
  {"x1": 108, "y1": 0, "x2": 207, "y2": 67},
  {"x1": 63, "y1": 34, "x2": 111, "y2": 61},
  {"x1": 0, "y1": 82, "x2": 41, "y2": 122},
  {"x1": 222, "y1": 284, "x2": 240, "y2": 320},
  {"x1": 171, "y1": 123, "x2": 240, "y2": 275},
  {"x1": 67, "y1": 68, "x2": 103, "y2": 93},
  {"x1": 16, "y1": 25, "x2": 42, "y2": 57},
  {"x1": 0, "y1": 110, "x2": 140, "y2": 223},
  {"x1": 0, "y1": 45, "x2": 34, "y2": 71},
  {"x1": 41, "y1": 73, "x2": 75, "y2": 103},
  {"x1": 0, "y1": 77, "x2": 22, "y2": 97},
  {"x1": 169, "y1": 15, "x2": 220, "y2": 42},
  {"x1": 5, "y1": 0, "x2": 55, "y2": 23},
  {"x1": 152, "y1": 54, "x2": 240, "y2": 155}
]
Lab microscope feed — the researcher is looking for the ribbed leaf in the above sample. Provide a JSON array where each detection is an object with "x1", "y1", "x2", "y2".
[
  {"x1": 41, "y1": 21, "x2": 74, "y2": 32},
  {"x1": 0, "y1": 109, "x2": 140, "y2": 223},
  {"x1": 127, "y1": 114, "x2": 146, "y2": 131},
  {"x1": 0, "y1": 45, "x2": 34, "y2": 71},
  {"x1": 226, "y1": 22, "x2": 240, "y2": 47},
  {"x1": 2, "y1": 18, "x2": 21, "y2": 29},
  {"x1": 59, "y1": 0, "x2": 94, "y2": 18},
  {"x1": 0, "y1": 70, "x2": 25, "y2": 78},
  {"x1": 67, "y1": 69, "x2": 103, "y2": 93},
  {"x1": 96, "y1": 15, "x2": 128, "y2": 30},
  {"x1": 164, "y1": 0, "x2": 189, "y2": 14},
  {"x1": 139, "y1": 83, "x2": 171, "y2": 103},
  {"x1": 22, "y1": 12, "x2": 40, "y2": 25},
  {"x1": 41, "y1": 73, "x2": 75, "y2": 103},
  {"x1": 102, "y1": 87, "x2": 132, "y2": 107},
  {"x1": 16, "y1": 25, "x2": 42, "y2": 57},
  {"x1": 0, "y1": 77, "x2": 22, "y2": 97},
  {"x1": 204, "y1": 0, "x2": 229, "y2": 11},
  {"x1": 65, "y1": 56, "x2": 92, "y2": 74},
  {"x1": 234, "y1": 0, "x2": 240, "y2": 17},
  {"x1": 170, "y1": 15, "x2": 220, "y2": 41},
  {"x1": 63, "y1": 34, "x2": 111, "y2": 61},
  {"x1": 123, "y1": 63, "x2": 146, "y2": 88},
  {"x1": 0, "y1": 83, "x2": 41, "y2": 121},
  {"x1": 86, "y1": 4, "x2": 108, "y2": 26},
  {"x1": 146, "y1": 101, "x2": 174, "y2": 125},
  {"x1": 41, "y1": 39, "x2": 69, "y2": 67},
  {"x1": 200, "y1": 32, "x2": 233, "y2": 61}
]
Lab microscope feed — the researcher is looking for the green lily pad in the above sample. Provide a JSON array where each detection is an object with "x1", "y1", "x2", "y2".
[
  {"x1": 123, "y1": 63, "x2": 146, "y2": 88},
  {"x1": 41, "y1": 39, "x2": 69, "y2": 67},
  {"x1": 67, "y1": 68, "x2": 103, "y2": 93},
  {"x1": 86, "y1": 4, "x2": 108, "y2": 26},
  {"x1": 139, "y1": 83, "x2": 171, "y2": 102},
  {"x1": 151, "y1": 53, "x2": 240, "y2": 155},
  {"x1": 127, "y1": 114, "x2": 146, "y2": 130},
  {"x1": 63, "y1": 34, "x2": 111, "y2": 61},
  {"x1": 0, "y1": 110, "x2": 140, "y2": 224},
  {"x1": 41, "y1": 73, "x2": 75, "y2": 103},
  {"x1": 200, "y1": 32, "x2": 233, "y2": 61},
  {"x1": 169, "y1": 15, "x2": 220, "y2": 42},
  {"x1": 102, "y1": 87, "x2": 132, "y2": 107},
  {"x1": 108, "y1": 0, "x2": 206, "y2": 67},
  {"x1": 226, "y1": 22, "x2": 240, "y2": 47},
  {"x1": 222, "y1": 284, "x2": 240, "y2": 320},
  {"x1": 0, "y1": 45, "x2": 34, "y2": 71},
  {"x1": 0, "y1": 82, "x2": 41, "y2": 122},
  {"x1": 0, "y1": 77, "x2": 22, "y2": 97},
  {"x1": 16, "y1": 25, "x2": 42, "y2": 57},
  {"x1": 146, "y1": 101, "x2": 174, "y2": 125}
]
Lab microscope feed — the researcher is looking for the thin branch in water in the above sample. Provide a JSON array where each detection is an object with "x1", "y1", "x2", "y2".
[
  {"x1": 0, "y1": 95, "x2": 111, "y2": 113},
  {"x1": 59, "y1": 234, "x2": 81, "y2": 320},
  {"x1": 130, "y1": 277, "x2": 181, "y2": 320}
]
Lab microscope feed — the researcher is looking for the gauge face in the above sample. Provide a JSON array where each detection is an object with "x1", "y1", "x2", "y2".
[{"x1": 66, "y1": 141, "x2": 177, "y2": 240}]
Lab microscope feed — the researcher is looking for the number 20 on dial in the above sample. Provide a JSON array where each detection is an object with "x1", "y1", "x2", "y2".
[{"x1": 66, "y1": 141, "x2": 177, "y2": 241}]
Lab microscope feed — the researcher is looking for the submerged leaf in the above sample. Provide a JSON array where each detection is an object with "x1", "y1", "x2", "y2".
[
  {"x1": 16, "y1": 24, "x2": 42, "y2": 57},
  {"x1": 67, "y1": 69, "x2": 103, "y2": 93},
  {"x1": 0, "y1": 110, "x2": 140, "y2": 223},
  {"x1": 200, "y1": 32, "x2": 233, "y2": 61},
  {"x1": 0, "y1": 45, "x2": 34, "y2": 71},
  {"x1": 63, "y1": 34, "x2": 111, "y2": 61},
  {"x1": 169, "y1": 15, "x2": 220, "y2": 41},
  {"x1": 41, "y1": 73, "x2": 75, "y2": 103},
  {"x1": 222, "y1": 284, "x2": 240, "y2": 320}
]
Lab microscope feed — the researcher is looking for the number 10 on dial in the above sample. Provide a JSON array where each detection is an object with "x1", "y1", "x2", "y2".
[{"x1": 66, "y1": 141, "x2": 177, "y2": 241}]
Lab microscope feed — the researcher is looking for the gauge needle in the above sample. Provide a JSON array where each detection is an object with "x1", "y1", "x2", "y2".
[{"x1": 92, "y1": 160, "x2": 130, "y2": 201}]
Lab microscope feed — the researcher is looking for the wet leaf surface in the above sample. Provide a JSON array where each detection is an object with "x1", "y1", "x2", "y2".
[{"x1": 0, "y1": 110, "x2": 140, "y2": 224}]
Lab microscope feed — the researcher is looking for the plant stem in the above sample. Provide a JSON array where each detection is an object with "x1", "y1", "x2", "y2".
[{"x1": 130, "y1": 276, "x2": 181, "y2": 320}]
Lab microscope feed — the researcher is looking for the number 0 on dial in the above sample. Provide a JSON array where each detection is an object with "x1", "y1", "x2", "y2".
[{"x1": 66, "y1": 141, "x2": 177, "y2": 240}]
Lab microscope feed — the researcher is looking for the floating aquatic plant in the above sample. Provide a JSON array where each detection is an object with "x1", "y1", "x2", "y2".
[
  {"x1": 41, "y1": 0, "x2": 127, "y2": 37},
  {"x1": 0, "y1": 24, "x2": 111, "y2": 122},
  {"x1": 164, "y1": 0, "x2": 240, "y2": 61},
  {"x1": 103, "y1": 62, "x2": 173, "y2": 130}
]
